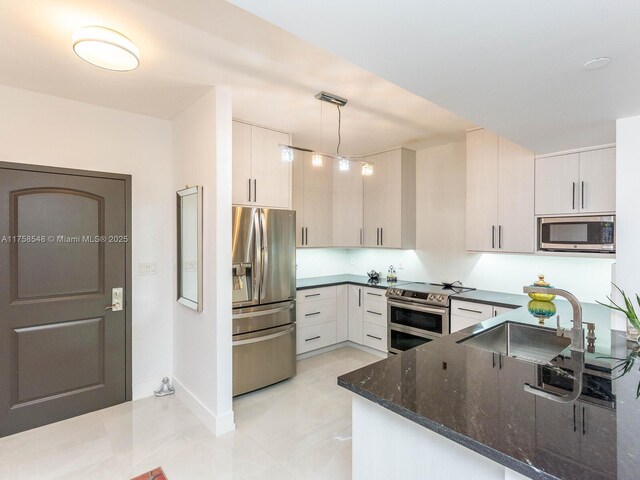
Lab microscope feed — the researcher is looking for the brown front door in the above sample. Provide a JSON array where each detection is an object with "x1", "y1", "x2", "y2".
[{"x1": 0, "y1": 163, "x2": 131, "y2": 437}]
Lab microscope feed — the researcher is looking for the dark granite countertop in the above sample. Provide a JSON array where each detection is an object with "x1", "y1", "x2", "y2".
[
  {"x1": 296, "y1": 274, "x2": 411, "y2": 290},
  {"x1": 339, "y1": 302, "x2": 638, "y2": 479},
  {"x1": 451, "y1": 289, "x2": 530, "y2": 309}
]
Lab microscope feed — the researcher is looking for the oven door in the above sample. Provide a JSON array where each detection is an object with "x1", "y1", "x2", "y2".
[
  {"x1": 388, "y1": 325, "x2": 436, "y2": 354},
  {"x1": 388, "y1": 299, "x2": 449, "y2": 336}
]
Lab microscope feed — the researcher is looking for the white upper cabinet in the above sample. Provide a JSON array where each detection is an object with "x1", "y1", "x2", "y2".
[
  {"x1": 293, "y1": 152, "x2": 333, "y2": 248},
  {"x1": 232, "y1": 120, "x2": 292, "y2": 209},
  {"x1": 497, "y1": 136, "x2": 535, "y2": 253},
  {"x1": 578, "y1": 148, "x2": 616, "y2": 214},
  {"x1": 333, "y1": 157, "x2": 364, "y2": 247},
  {"x1": 466, "y1": 129, "x2": 499, "y2": 252},
  {"x1": 535, "y1": 147, "x2": 615, "y2": 216},
  {"x1": 466, "y1": 129, "x2": 535, "y2": 253},
  {"x1": 363, "y1": 148, "x2": 416, "y2": 249}
]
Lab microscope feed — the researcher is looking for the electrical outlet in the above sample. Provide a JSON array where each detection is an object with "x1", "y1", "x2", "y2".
[{"x1": 138, "y1": 262, "x2": 158, "y2": 276}]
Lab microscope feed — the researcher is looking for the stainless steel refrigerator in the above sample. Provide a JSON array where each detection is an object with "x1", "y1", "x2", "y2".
[{"x1": 232, "y1": 206, "x2": 296, "y2": 396}]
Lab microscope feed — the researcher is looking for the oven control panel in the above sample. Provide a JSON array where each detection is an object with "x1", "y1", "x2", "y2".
[{"x1": 386, "y1": 289, "x2": 449, "y2": 307}]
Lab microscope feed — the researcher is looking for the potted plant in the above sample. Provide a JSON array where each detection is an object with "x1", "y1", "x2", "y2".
[{"x1": 597, "y1": 284, "x2": 640, "y2": 344}]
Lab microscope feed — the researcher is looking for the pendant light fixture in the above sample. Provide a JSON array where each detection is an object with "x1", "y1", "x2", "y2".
[
  {"x1": 278, "y1": 91, "x2": 374, "y2": 176},
  {"x1": 72, "y1": 26, "x2": 139, "y2": 71}
]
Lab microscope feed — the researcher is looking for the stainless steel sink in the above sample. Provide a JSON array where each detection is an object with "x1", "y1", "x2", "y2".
[{"x1": 460, "y1": 322, "x2": 571, "y2": 364}]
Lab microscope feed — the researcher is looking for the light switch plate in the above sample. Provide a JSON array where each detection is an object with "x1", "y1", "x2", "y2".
[{"x1": 138, "y1": 262, "x2": 158, "y2": 276}]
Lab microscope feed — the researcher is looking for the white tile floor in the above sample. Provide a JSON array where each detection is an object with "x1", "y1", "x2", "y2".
[{"x1": 0, "y1": 346, "x2": 380, "y2": 480}]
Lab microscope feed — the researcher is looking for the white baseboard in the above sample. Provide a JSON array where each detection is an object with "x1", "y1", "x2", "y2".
[
  {"x1": 173, "y1": 376, "x2": 236, "y2": 436},
  {"x1": 296, "y1": 341, "x2": 387, "y2": 361},
  {"x1": 133, "y1": 378, "x2": 163, "y2": 400}
]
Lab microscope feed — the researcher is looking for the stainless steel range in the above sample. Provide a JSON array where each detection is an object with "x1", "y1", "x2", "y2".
[{"x1": 386, "y1": 282, "x2": 475, "y2": 354}]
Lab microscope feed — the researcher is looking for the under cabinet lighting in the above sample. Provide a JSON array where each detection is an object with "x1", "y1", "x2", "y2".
[
  {"x1": 362, "y1": 163, "x2": 373, "y2": 176},
  {"x1": 72, "y1": 26, "x2": 139, "y2": 71},
  {"x1": 281, "y1": 146, "x2": 294, "y2": 163},
  {"x1": 311, "y1": 153, "x2": 323, "y2": 167},
  {"x1": 338, "y1": 158, "x2": 350, "y2": 171}
]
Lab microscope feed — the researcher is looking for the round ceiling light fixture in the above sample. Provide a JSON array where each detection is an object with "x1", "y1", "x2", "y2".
[
  {"x1": 72, "y1": 26, "x2": 140, "y2": 71},
  {"x1": 583, "y1": 57, "x2": 611, "y2": 70}
]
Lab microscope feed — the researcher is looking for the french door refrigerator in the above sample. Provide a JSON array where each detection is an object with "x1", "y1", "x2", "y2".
[{"x1": 232, "y1": 206, "x2": 296, "y2": 396}]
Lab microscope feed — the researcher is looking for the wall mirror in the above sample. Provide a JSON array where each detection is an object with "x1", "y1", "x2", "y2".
[{"x1": 177, "y1": 185, "x2": 203, "y2": 312}]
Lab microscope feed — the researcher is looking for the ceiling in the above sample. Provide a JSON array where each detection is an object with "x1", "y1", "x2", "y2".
[
  {"x1": 229, "y1": 0, "x2": 640, "y2": 154},
  {"x1": 0, "y1": 0, "x2": 474, "y2": 156}
]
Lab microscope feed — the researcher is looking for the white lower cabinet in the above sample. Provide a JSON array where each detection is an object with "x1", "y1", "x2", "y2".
[
  {"x1": 348, "y1": 285, "x2": 363, "y2": 344},
  {"x1": 450, "y1": 300, "x2": 516, "y2": 333},
  {"x1": 362, "y1": 322, "x2": 387, "y2": 352},
  {"x1": 297, "y1": 321, "x2": 337, "y2": 354},
  {"x1": 296, "y1": 284, "x2": 387, "y2": 355}
]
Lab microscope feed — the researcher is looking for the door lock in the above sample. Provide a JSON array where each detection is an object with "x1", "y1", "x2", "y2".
[{"x1": 105, "y1": 287, "x2": 123, "y2": 311}]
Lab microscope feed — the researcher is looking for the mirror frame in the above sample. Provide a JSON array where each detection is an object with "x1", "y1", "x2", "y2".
[{"x1": 177, "y1": 185, "x2": 203, "y2": 312}]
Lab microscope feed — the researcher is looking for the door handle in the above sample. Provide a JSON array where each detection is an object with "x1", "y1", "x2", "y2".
[
  {"x1": 366, "y1": 310, "x2": 382, "y2": 315},
  {"x1": 253, "y1": 179, "x2": 257, "y2": 202},
  {"x1": 380, "y1": 228, "x2": 383, "y2": 246},
  {"x1": 492, "y1": 225, "x2": 496, "y2": 249},
  {"x1": 376, "y1": 228, "x2": 380, "y2": 246},
  {"x1": 366, "y1": 334, "x2": 382, "y2": 341},
  {"x1": 581, "y1": 181, "x2": 585, "y2": 210},
  {"x1": 248, "y1": 179, "x2": 252, "y2": 202},
  {"x1": 360, "y1": 227, "x2": 363, "y2": 246},
  {"x1": 105, "y1": 287, "x2": 123, "y2": 311},
  {"x1": 305, "y1": 312, "x2": 321, "y2": 317},
  {"x1": 572, "y1": 182, "x2": 576, "y2": 210},
  {"x1": 458, "y1": 307, "x2": 482, "y2": 314},
  {"x1": 498, "y1": 225, "x2": 503, "y2": 249},
  {"x1": 305, "y1": 335, "x2": 321, "y2": 342},
  {"x1": 358, "y1": 288, "x2": 361, "y2": 307}
]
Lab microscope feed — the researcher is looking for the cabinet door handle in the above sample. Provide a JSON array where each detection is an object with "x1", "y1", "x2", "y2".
[
  {"x1": 366, "y1": 334, "x2": 382, "y2": 341},
  {"x1": 582, "y1": 406, "x2": 586, "y2": 435},
  {"x1": 305, "y1": 227, "x2": 308, "y2": 246},
  {"x1": 305, "y1": 312, "x2": 321, "y2": 317},
  {"x1": 458, "y1": 307, "x2": 483, "y2": 314},
  {"x1": 572, "y1": 182, "x2": 576, "y2": 210},
  {"x1": 498, "y1": 225, "x2": 503, "y2": 249},
  {"x1": 305, "y1": 336, "x2": 321, "y2": 342},
  {"x1": 492, "y1": 353, "x2": 496, "y2": 368},
  {"x1": 358, "y1": 288, "x2": 362, "y2": 307},
  {"x1": 360, "y1": 227, "x2": 363, "y2": 246},
  {"x1": 367, "y1": 292, "x2": 383, "y2": 297},
  {"x1": 253, "y1": 179, "x2": 257, "y2": 202},
  {"x1": 304, "y1": 293, "x2": 321, "y2": 298},
  {"x1": 581, "y1": 181, "x2": 585, "y2": 209},
  {"x1": 366, "y1": 310, "x2": 382, "y2": 315},
  {"x1": 376, "y1": 228, "x2": 380, "y2": 246},
  {"x1": 492, "y1": 225, "x2": 496, "y2": 249},
  {"x1": 248, "y1": 179, "x2": 252, "y2": 202},
  {"x1": 573, "y1": 404, "x2": 577, "y2": 432},
  {"x1": 380, "y1": 227, "x2": 383, "y2": 246}
]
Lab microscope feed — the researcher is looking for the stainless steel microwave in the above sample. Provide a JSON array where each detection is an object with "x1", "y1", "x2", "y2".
[{"x1": 539, "y1": 216, "x2": 615, "y2": 253}]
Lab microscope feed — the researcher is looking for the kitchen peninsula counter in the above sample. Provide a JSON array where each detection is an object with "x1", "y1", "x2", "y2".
[{"x1": 339, "y1": 302, "x2": 634, "y2": 479}]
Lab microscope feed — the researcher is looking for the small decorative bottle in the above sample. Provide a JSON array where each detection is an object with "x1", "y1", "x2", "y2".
[{"x1": 387, "y1": 265, "x2": 397, "y2": 283}]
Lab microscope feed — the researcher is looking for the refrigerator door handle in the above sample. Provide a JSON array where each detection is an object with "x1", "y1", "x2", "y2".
[
  {"x1": 260, "y1": 209, "x2": 268, "y2": 301},
  {"x1": 232, "y1": 325, "x2": 295, "y2": 346},
  {"x1": 253, "y1": 209, "x2": 263, "y2": 303},
  {"x1": 233, "y1": 303, "x2": 294, "y2": 319}
]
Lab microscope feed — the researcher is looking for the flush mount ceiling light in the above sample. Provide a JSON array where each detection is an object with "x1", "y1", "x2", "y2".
[
  {"x1": 72, "y1": 26, "x2": 140, "y2": 71},
  {"x1": 584, "y1": 57, "x2": 611, "y2": 70}
]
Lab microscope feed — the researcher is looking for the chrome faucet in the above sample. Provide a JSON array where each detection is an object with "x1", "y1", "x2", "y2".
[
  {"x1": 523, "y1": 286, "x2": 584, "y2": 353},
  {"x1": 522, "y1": 286, "x2": 585, "y2": 403}
]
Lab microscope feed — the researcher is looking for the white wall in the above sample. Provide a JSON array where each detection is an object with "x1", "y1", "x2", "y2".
[
  {"x1": 172, "y1": 88, "x2": 234, "y2": 435},
  {"x1": 296, "y1": 248, "x2": 351, "y2": 278},
  {"x1": 0, "y1": 85, "x2": 173, "y2": 399},
  {"x1": 613, "y1": 115, "x2": 640, "y2": 331},
  {"x1": 301, "y1": 141, "x2": 615, "y2": 303}
]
